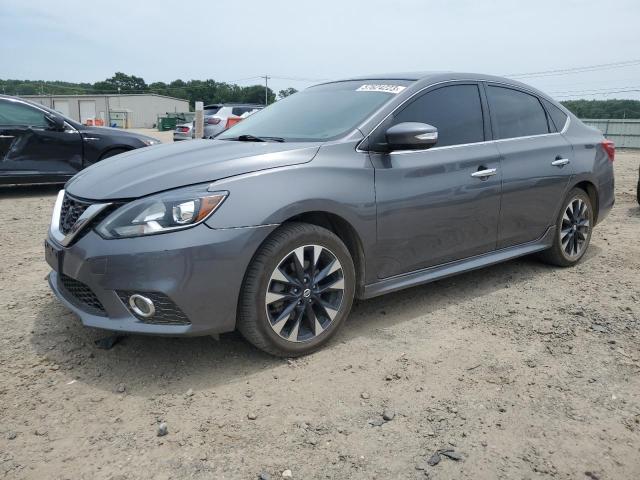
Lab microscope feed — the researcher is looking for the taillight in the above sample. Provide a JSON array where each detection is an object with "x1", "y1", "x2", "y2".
[
  {"x1": 602, "y1": 139, "x2": 615, "y2": 162},
  {"x1": 225, "y1": 116, "x2": 242, "y2": 129},
  {"x1": 206, "y1": 117, "x2": 221, "y2": 125}
]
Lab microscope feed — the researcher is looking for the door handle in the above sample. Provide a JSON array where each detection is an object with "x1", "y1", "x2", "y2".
[
  {"x1": 551, "y1": 158, "x2": 570, "y2": 167},
  {"x1": 471, "y1": 168, "x2": 497, "y2": 178}
]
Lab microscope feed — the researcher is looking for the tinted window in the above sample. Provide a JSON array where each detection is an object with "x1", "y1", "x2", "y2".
[
  {"x1": 542, "y1": 99, "x2": 568, "y2": 132},
  {"x1": 204, "y1": 107, "x2": 221, "y2": 116},
  {"x1": 392, "y1": 85, "x2": 485, "y2": 147},
  {"x1": 232, "y1": 106, "x2": 256, "y2": 116},
  {"x1": 487, "y1": 86, "x2": 549, "y2": 139},
  {"x1": 0, "y1": 100, "x2": 48, "y2": 127}
]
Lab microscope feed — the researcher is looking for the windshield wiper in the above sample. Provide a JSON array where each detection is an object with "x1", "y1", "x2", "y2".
[{"x1": 225, "y1": 134, "x2": 285, "y2": 143}]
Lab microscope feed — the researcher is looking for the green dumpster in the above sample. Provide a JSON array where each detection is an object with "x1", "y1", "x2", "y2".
[{"x1": 158, "y1": 117, "x2": 178, "y2": 131}]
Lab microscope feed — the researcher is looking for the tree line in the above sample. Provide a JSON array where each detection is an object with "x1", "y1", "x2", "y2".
[
  {"x1": 0, "y1": 72, "x2": 298, "y2": 108},
  {"x1": 2, "y1": 73, "x2": 640, "y2": 118},
  {"x1": 559, "y1": 99, "x2": 640, "y2": 119}
]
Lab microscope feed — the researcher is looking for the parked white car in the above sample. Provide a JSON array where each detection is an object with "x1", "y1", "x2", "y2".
[
  {"x1": 173, "y1": 123, "x2": 194, "y2": 141},
  {"x1": 202, "y1": 103, "x2": 263, "y2": 138}
]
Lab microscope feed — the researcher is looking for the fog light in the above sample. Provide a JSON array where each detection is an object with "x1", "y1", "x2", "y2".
[{"x1": 129, "y1": 294, "x2": 155, "y2": 318}]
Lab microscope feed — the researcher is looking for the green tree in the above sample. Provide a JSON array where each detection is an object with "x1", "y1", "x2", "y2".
[
  {"x1": 278, "y1": 87, "x2": 298, "y2": 99},
  {"x1": 561, "y1": 99, "x2": 640, "y2": 119},
  {"x1": 93, "y1": 72, "x2": 148, "y2": 93}
]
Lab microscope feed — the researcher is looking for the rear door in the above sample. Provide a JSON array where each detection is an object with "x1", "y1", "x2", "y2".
[
  {"x1": 371, "y1": 82, "x2": 503, "y2": 278},
  {"x1": 485, "y1": 84, "x2": 575, "y2": 248},
  {"x1": 0, "y1": 98, "x2": 82, "y2": 181}
]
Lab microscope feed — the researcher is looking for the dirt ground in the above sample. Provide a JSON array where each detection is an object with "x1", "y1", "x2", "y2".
[
  {"x1": 129, "y1": 128, "x2": 174, "y2": 144},
  {"x1": 0, "y1": 151, "x2": 639, "y2": 480}
]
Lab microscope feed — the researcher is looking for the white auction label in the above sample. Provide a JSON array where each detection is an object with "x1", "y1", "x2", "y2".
[{"x1": 356, "y1": 84, "x2": 406, "y2": 94}]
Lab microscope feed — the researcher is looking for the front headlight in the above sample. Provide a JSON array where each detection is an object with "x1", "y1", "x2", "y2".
[
  {"x1": 96, "y1": 184, "x2": 228, "y2": 239},
  {"x1": 142, "y1": 138, "x2": 160, "y2": 146}
]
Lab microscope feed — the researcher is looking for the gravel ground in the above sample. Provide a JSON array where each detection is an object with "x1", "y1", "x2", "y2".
[
  {"x1": 129, "y1": 128, "x2": 174, "y2": 144},
  {"x1": 0, "y1": 151, "x2": 639, "y2": 480}
]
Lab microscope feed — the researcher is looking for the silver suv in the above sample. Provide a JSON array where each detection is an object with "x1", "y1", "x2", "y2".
[{"x1": 202, "y1": 103, "x2": 263, "y2": 139}]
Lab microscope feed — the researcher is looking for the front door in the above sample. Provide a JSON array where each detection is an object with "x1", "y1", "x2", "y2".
[
  {"x1": 0, "y1": 98, "x2": 83, "y2": 181},
  {"x1": 370, "y1": 83, "x2": 502, "y2": 279},
  {"x1": 485, "y1": 85, "x2": 575, "y2": 248}
]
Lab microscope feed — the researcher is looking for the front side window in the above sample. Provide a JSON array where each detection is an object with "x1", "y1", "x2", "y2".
[
  {"x1": 218, "y1": 80, "x2": 411, "y2": 142},
  {"x1": 0, "y1": 100, "x2": 48, "y2": 127},
  {"x1": 487, "y1": 86, "x2": 549, "y2": 139},
  {"x1": 391, "y1": 84, "x2": 485, "y2": 148}
]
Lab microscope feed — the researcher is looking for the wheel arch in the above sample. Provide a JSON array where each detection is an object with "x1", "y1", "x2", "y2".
[
  {"x1": 282, "y1": 211, "x2": 367, "y2": 298},
  {"x1": 572, "y1": 180, "x2": 600, "y2": 224},
  {"x1": 98, "y1": 146, "x2": 132, "y2": 161}
]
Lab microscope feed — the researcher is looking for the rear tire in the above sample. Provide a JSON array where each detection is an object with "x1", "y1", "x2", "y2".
[
  {"x1": 538, "y1": 188, "x2": 593, "y2": 267},
  {"x1": 237, "y1": 222, "x2": 355, "y2": 357}
]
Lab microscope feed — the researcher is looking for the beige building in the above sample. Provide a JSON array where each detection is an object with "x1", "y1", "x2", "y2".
[{"x1": 21, "y1": 93, "x2": 189, "y2": 128}]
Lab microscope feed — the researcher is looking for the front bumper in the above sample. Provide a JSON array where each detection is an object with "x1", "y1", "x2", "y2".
[{"x1": 46, "y1": 223, "x2": 276, "y2": 336}]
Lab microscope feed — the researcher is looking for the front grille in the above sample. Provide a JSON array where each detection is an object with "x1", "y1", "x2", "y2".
[
  {"x1": 60, "y1": 194, "x2": 92, "y2": 234},
  {"x1": 59, "y1": 274, "x2": 107, "y2": 316},
  {"x1": 117, "y1": 291, "x2": 191, "y2": 325}
]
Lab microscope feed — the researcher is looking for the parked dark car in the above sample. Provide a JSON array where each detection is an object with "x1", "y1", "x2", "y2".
[
  {"x1": 45, "y1": 72, "x2": 615, "y2": 357},
  {"x1": 0, "y1": 95, "x2": 160, "y2": 185},
  {"x1": 637, "y1": 165, "x2": 640, "y2": 205}
]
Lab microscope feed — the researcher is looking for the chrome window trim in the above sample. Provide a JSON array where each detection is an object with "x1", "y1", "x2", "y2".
[
  {"x1": 49, "y1": 190, "x2": 112, "y2": 247},
  {"x1": 355, "y1": 78, "x2": 571, "y2": 154}
]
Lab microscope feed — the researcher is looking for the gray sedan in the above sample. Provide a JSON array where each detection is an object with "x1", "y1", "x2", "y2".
[{"x1": 45, "y1": 72, "x2": 615, "y2": 357}]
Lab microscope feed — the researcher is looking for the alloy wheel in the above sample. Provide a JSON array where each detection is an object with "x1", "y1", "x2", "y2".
[
  {"x1": 265, "y1": 245, "x2": 344, "y2": 343},
  {"x1": 560, "y1": 197, "x2": 591, "y2": 259}
]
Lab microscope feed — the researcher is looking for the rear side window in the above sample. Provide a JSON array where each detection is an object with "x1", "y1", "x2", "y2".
[
  {"x1": 487, "y1": 86, "x2": 549, "y2": 139},
  {"x1": 232, "y1": 107, "x2": 252, "y2": 116},
  {"x1": 542, "y1": 99, "x2": 568, "y2": 132},
  {"x1": 0, "y1": 100, "x2": 48, "y2": 127},
  {"x1": 393, "y1": 84, "x2": 485, "y2": 147}
]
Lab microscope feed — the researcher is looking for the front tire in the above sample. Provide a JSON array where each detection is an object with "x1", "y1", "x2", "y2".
[
  {"x1": 237, "y1": 223, "x2": 355, "y2": 357},
  {"x1": 538, "y1": 188, "x2": 594, "y2": 267}
]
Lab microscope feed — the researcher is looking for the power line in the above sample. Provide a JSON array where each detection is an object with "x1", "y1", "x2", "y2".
[
  {"x1": 549, "y1": 85, "x2": 640, "y2": 95},
  {"x1": 555, "y1": 89, "x2": 640, "y2": 99},
  {"x1": 269, "y1": 75, "x2": 331, "y2": 82},
  {"x1": 507, "y1": 59, "x2": 640, "y2": 79}
]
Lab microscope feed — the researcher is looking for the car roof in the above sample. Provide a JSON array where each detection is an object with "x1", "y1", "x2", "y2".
[{"x1": 316, "y1": 71, "x2": 556, "y2": 102}]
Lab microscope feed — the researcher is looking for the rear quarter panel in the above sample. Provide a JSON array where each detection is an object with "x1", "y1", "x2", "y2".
[{"x1": 562, "y1": 114, "x2": 615, "y2": 223}]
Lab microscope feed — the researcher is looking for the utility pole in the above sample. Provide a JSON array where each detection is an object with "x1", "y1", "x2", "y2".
[{"x1": 262, "y1": 75, "x2": 270, "y2": 106}]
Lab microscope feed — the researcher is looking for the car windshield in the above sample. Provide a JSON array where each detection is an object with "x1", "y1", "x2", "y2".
[
  {"x1": 217, "y1": 80, "x2": 412, "y2": 142},
  {"x1": 204, "y1": 107, "x2": 221, "y2": 116}
]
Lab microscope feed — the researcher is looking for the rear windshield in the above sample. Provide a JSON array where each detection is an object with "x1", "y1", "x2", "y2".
[{"x1": 217, "y1": 80, "x2": 412, "y2": 142}]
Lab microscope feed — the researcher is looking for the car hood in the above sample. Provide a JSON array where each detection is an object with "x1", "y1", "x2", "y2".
[{"x1": 66, "y1": 139, "x2": 321, "y2": 200}]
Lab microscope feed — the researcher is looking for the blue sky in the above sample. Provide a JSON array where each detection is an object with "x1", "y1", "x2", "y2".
[{"x1": 1, "y1": 0, "x2": 639, "y2": 100}]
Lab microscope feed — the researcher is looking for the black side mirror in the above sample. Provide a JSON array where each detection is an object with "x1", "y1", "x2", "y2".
[
  {"x1": 386, "y1": 122, "x2": 438, "y2": 151},
  {"x1": 46, "y1": 115, "x2": 65, "y2": 131}
]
